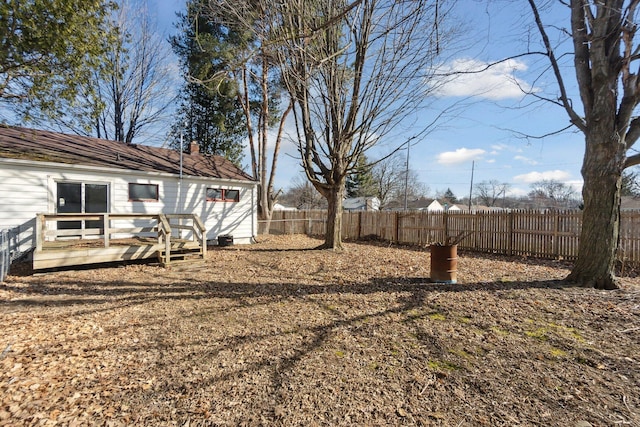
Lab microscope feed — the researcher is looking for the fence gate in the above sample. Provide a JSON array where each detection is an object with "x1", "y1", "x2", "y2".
[{"x1": 0, "y1": 229, "x2": 9, "y2": 282}]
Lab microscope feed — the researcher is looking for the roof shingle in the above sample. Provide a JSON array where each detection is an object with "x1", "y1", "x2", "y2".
[{"x1": 0, "y1": 125, "x2": 254, "y2": 182}]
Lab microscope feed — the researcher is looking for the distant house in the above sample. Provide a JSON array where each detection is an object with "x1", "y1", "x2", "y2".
[
  {"x1": 273, "y1": 203, "x2": 297, "y2": 211},
  {"x1": 424, "y1": 200, "x2": 444, "y2": 212},
  {"x1": 417, "y1": 200, "x2": 463, "y2": 212},
  {"x1": 0, "y1": 126, "x2": 258, "y2": 261},
  {"x1": 343, "y1": 196, "x2": 380, "y2": 211},
  {"x1": 621, "y1": 196, "x2": 640, "y2": 210}
]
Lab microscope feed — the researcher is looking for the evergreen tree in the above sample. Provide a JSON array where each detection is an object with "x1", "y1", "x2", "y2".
[
  {"x1": 0, "y1": 0, "x2": 115, "y2": 121},
  {"x1": 346, "y1": 155, "x2": 377, "y2": 198},
  {"x1": 621, "y1": 168, "x2": 640, "y2": 198},
  {"x1": 171, "y1": 0, "x2": 290, "y2": 231},
  {"x1": 442, "y1": 188, "x2": 458, "y2": 204},
  {"x1": 170, "y1": 0, "x2": 247, "y2": 164}
]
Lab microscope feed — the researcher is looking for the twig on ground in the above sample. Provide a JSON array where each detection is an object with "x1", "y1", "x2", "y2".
[{"x1": 0, "y1": 344, "x2": 11, "y2": 360}]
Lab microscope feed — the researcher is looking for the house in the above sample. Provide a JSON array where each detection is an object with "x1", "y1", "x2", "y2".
[
  {"x1": 0, "y1": 125, "x2": 258, "y2": 262},
  {"x1": 343, "y1": 196, "x2": 380, "y2": 211},
  {"x1": 273, "y1": 203, "x2": 297, "y2": 211},
  {"x1": 424, "y1": 200, "x2": 444, "y2": 212},
  {"x1": 621, "y1": 196, "x2": 640, "y2": 210}
]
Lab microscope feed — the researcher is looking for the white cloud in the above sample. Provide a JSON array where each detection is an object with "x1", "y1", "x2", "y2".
[
  {"x1": 486, "y1": 158, "x2": 496, "y2": 163},
  {"x1": 437, "y1": 148, "x2": 486, "y2": 165},
  {"x1": 514, "y1": 155, "x2": 538, "y2": 165},
  {"x1": 431, "y1": 58, "x2": 538, "y2": 100},
  {"x1": 513, "y1": 170, "x2": 572, "y2": 184}
]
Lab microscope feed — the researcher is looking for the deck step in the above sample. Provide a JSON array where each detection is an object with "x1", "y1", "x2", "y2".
[{"x1": 157, "y1": 247, "x2": 203, "y2": 265}]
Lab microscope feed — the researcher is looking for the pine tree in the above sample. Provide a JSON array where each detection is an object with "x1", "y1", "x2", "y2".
[
  {"x1": 621, "y1": 169, "x2": 640, "y2": 198},
  {"x1": 443, "y1": 188, "x2": 458, "y2": 204},
  {"x1": 170, "y1": 0, "x2": 247, "y2": 164},
  {"x1": 346, "y1": 155, "x2": 377, "y2": 198},
  {"x1": 0, "y1": 0, "x2": 115, "y2": 121}
]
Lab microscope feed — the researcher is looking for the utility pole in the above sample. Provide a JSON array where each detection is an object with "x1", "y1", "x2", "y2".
[
  {"x1": 404, "y1": 141, "x2": 410, "y2": 211},
  {"x1": 468, "y1": 160, "x2": 474, "y2": 211}
]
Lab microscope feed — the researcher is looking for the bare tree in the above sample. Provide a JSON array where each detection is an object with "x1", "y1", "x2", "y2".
[
  {"x1": 277, "y1": 0, "x2": 453, "y2": 249},
  {"x1": 528, "y1": 179, "x2": 578, "y2": 209},
  {"x1": 46, "y1": 0, "x2": 177, "y2": 143},
  {"x1": 474, "y1": 180, "x2": 510, "y2": 207},
  {"x1": 280, "y1": 175, "x2": 328, "y2": 210},
  {"x1": 188, "y1": 0, "x2": 293, "y2": 232},
  {"x1": 527, "y1": 0, "x2": 640, "y2": 289},
  {"x1": 372, "y1": 154, "x2": 427, "y2": 210},
  {"x1": 96, "y1": 0, "x2": 177, "y2": 143},
  {"x1": 372, "y1": 155, "x2": 405, "y2": 210}
]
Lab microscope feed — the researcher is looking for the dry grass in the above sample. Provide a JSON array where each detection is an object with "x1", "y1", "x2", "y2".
[{"x1": 1, "y1": 234, "x2": 639, "y2": 426}]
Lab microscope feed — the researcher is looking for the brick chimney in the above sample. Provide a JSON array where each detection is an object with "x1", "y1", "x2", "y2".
[{"x1": 189, "y1": 141, "x2": 199, "y2": 155}]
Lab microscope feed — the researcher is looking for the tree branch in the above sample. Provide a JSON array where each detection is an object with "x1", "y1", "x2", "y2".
[
  {"x1": 625, "y1": 152, "x2": 640, "y2": 168},
  {"x1": 527, "y1": 0, "x2": 586, "y2": 131}
]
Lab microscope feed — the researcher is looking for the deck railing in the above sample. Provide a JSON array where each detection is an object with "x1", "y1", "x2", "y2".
[
  {"x1": 0, "y1": 229, "x2": 9, "y2": 282},
  {"x1": 34, "y1": 213, "x2": 207, "y2": 267},
  {"x1": 163, "y1": 213, "x2": 208, "y2": 260}
]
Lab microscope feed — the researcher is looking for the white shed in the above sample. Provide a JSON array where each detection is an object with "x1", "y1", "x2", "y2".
[
  {"x1": 343, "y1": 197, "x2": 380, "y2": 211},
  {"x1": 273, "y1": 203, "x2": 297, "y2": 211},
  {"x1": 425, "y1": 200, "x2": 444, "y2": 212},
  {"x1": 0, "y1": 126, "x2": 258, "y2": 263}
]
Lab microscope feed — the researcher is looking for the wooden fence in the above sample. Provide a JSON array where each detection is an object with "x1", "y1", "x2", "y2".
[{"x1": 267, "y1": 209, "x2": 640, "y2": 265}]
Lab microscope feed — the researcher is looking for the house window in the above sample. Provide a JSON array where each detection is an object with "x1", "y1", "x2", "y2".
[
  {"x1": 207, "y1": 188, "x2": 240, "y2": 202},
  {"x1": 129, "y1": 183, "x2": 159, "y2": 201}
]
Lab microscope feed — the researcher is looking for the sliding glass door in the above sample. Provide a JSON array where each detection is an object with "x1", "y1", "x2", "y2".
[{"x1": 56, "y1": 182, "x2": 108, "y2": 230}]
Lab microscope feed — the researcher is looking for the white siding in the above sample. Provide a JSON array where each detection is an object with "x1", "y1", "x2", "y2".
[
  {"x1": 0, "y1": 159, "x2": 257, "y2": 259},
  {"x1": 0, "y1": 165, "x2": 49, "y2": 257}
]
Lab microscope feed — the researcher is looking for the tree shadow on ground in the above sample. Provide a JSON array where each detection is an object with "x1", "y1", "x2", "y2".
[
  {"x1": 0, "y1": 269, "x2": 570, "y2": 310},
  {"x1": 3, "y1": 267, "x2": 636, "y2": 426}
]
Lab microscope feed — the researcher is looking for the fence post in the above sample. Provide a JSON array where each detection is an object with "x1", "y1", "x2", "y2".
[
  {"x1": 507, "y1": 210, "x2": 513, "y2": 256},
  {"x1": 444, "y1": 211, "x2": 449, "y2": 241},
  {"x1": 553, "y1": 210, "x2": 560, "y2": 258},
  {"x1": 395, "y1": 212, "x2": 400, "y2": 243},
  {"x1": 357, "y1": 211, "x2": 362, "y2": 240},
  {"x1": 303, "y1": 210, "x2": 307, "y2": 236}
]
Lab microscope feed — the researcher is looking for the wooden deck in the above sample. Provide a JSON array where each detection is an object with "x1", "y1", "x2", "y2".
[{"x1": 33, "y1": 213, "x2": 207, "y2": 270}]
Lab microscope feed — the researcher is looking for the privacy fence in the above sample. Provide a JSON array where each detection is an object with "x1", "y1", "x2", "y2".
[{"x1": 266, "y1": 210, "x2": 640, "y2": 266}]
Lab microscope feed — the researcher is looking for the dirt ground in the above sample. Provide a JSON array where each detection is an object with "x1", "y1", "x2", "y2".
[{"x1": 1, "y1": 234, "x2": 639, "y2": 426}]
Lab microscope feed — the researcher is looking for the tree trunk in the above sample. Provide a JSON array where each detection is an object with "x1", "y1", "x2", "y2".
[
  {"x1": 566, "y1": 134, "x2": 624, "y2": 289},
  {"x1": 322, "y1": 183, "x2": 345, "y2": 251},
  {"x1": 258, "y1": 184, "x2": 274, "y2": 235}
]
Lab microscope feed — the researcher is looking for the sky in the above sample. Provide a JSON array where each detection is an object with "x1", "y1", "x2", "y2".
[
  {"x1": 257, "y1": 0, "x2": 586, "y2": 200},
  {"x1": 3, "y1": 0, "x2": 588, "y2": 201}
]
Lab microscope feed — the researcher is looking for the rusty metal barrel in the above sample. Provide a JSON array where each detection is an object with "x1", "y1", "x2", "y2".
[{"x1": 429, "y1": 244, "x2": 458, "y2": 284}]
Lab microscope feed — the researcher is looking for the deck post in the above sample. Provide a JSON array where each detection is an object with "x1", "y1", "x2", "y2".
[
  {"x1": 35, "y1": 214, "x2": 44, "y2": 252},
  {"x1": 157, "y1": 214, "x2": 171, "y2": 266},
  {"x1": 191, "y1": 214, "x2": 207, "y2": 259},
  {"x1": 103, "y1": 213, "x2": 110, "y2": 248}
]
